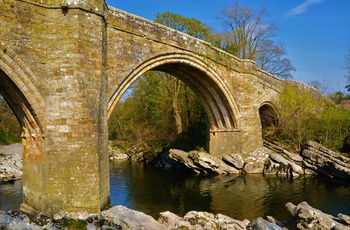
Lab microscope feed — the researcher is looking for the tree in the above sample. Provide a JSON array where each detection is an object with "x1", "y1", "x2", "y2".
[
  {"x1": 154, "y1": 12, "x2": 211, "y2": 135},
  {"x1": 277, "y1": 84, "x2": 321, "y2": 149},
  {"x1": 154, "y1": 11, "x2": 213, "y2": 41},
  {"x1": 308, "y1": 80, "x2": 329, "y2": 95},
  {"x1": 217, "y1": 2, "x2": 295, "y2": 79},
  {"x1": 345, "y1": 48, "x2": 350, "y2": 92},
  {"x1": 0, "y1": 96, "x2": 20, "y2": 144}
]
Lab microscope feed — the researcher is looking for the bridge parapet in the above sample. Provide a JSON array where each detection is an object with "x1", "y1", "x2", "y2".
[
  {"x1": 14, "y1": 0, "x2": 107, "y2": 16},
  {"x1": 107, "y1": 7, "x2": 259, "y2": 75}
]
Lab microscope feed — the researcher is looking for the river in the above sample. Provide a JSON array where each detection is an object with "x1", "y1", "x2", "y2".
[{"x1": 1, "y1": 160, "x2": 350, "y2": 221}]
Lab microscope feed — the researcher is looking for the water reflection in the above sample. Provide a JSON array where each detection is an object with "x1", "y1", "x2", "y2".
[
  {"x1": 0, "y1": 180, "x2": 22, "y2": 211},
  {"x1": 110, "y1": 161, "x2": 350, "y2": 221},
  {"x1": 0, "y1": 161, "x2": 349, "y2": 222}
]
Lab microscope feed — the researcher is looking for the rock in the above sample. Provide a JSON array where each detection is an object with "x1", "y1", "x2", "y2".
[
  {"x1": 131, "y1": 152, "x2": 145, "y2": 162},
  {"x1": 263, "y1": 158, "x2": 282, "y2": 175},
  {"x1": 285, "y1": 202, "x2": 297, "y2": 217},
  {"x1": 215, "y1": 213, "x2": 249, "y2": 229},
  {"x1": 264, "y1": 141, "x2": 303, "y2": 162},
  {"x1": 0, "y1": 153, "x2": 22, "y2": 182},
  {"x1": 301, "y1": 141, "x2": 350, "y2": 179},
  {"x1": 158, "y1": 211, "x2": 182, "y2": 229},
  {"x1": 266, "y1": 216, "x2": 285, "y2": 228},
  {"x1": 188, "y1": 150, "x2": 239, "y2": 174},
  {"x1": 286, "y1": 201, "x2": 350, "y2": 230},
  {"x1": 101, "y1": 205, "x2": 166, "y2": 230},
  {"x1": 338, "y1": 213, "x2": 350, "y2": 225},
  {"x1": 250, "y1": 217, "x2": 283, "y2": 230},
  {"x1": 244, "y1": 147, "x2": 271, "y2": 174},
  {"x1": 0, "y1": 210, "x2": 41, "y2": 230},
  {"x1": 183, "y1": 210, "x2": 247, "y2": 230},
  {"x1": 269, "y1": 152, "x2": 304, "y2": 176},
  {"x1": 109, "y1": 153, "x2": 129, "y2": 160},
  {"x1": 168, "y1": 149, "x2": 203, "y2": 173},
  {"x1": 244, "y1": 161, "x2": 265, "y2": 174},
  {"x1": 222, "y1": 153, "x2": 245, "y2": 169}
]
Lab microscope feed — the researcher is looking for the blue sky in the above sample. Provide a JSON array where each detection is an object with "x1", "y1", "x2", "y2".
[{"x1": 106, "y1": 0, "x2": 350, "y2": 93}]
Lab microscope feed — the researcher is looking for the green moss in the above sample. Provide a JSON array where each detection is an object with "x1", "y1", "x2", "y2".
[{"x1": 62, "y1": 219, "x2": 87, "y2": 230}]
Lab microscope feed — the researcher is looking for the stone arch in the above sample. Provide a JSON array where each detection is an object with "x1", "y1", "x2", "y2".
[
  {"x1": 259, "y1": 101, "x2": 280, "y2": 138},
  {"x1": 108, "y1": 52, "x2": 240, "y2": 131},
  {"x1": 0, "y1": 46, "x2": 45, "y2": 138},
  {"x1": 0, "y1": 46, "x2": 47, "y2": 213}
]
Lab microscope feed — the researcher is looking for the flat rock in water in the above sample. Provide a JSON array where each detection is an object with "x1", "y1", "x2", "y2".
[{"x1": 188, "y1": 150, "x2": 239, "y2": 174}]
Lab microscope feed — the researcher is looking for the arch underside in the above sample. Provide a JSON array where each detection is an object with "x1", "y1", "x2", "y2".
[
  {"x1": 259, "y1": 102, "x2": 280, "y2": 137},
  {"x1": 0, "y1": 47, "x2": 44, "y2": 138},
  {"x1": 108, "y1": 53, "x2": 240, "y2": 132}
]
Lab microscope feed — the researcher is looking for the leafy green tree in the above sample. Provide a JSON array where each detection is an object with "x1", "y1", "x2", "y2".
[
  {"x1": 0, "y1": 96, "x2": 20, "y2": 144},
  {"x1": 155, "y1": 11, "x2": 213, "y2": 41},
  {"x1": 108, "y1": 72, "x2": 206, "y2": 150},
  {"x1": 154, "y1": 12, "x2": 211, "y2": 136},
  {"x1": 217, "y1": 2, "x2": 295, "y2": 79},
  {"x1": 277, "y1": 84, "x2": 322, "y2": 149},
  {"x1": 276, "y1": 84, "x2": 350, "y2": 152}
]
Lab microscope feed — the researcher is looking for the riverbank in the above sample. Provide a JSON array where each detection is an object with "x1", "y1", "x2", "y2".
[
  {"x1": 1, "y1": 201, "x2": 349, "y2": 229},
  {"x1": 0, "y1": 143, "x2": 22, "y2": 182}
]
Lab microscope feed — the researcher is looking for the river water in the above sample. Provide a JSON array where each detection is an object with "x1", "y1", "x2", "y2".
[{"x1": 1, "y1": 160, "x2": 350, "y2": 221}]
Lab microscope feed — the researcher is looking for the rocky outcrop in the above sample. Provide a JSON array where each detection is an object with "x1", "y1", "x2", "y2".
[
  {"x1": 285, "y1": 201, "x2": 350, "y2": 230},
  {"x1": 0, "y1": 152, "x2": 22, "y2": 182},
  {"x1": 301, "y1": 141, "x2": 350, "y2": 180},
  {"x1": 158, "y1": 210, "x2": 250, "y2": 230},
  {"x1": 109, "y1": 145, "x2": 129, "y2": 160},
  {"x1": 166, "y1": 149, "x2": 239, "y2": 174},
  {"x1": 1, "y1": 202, "x2": 349, "y2": 229}
]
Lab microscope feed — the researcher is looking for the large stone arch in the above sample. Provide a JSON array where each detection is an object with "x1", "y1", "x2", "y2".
[
  {"x1": 0, "y1": 46, "x2": 47, "y2": 213},
  {"x1": 108, "y1": 52, "x2": 241, "y2": 131},
  {"x1": 0, "y1": 46, "x2": 45, "y2": 136}
]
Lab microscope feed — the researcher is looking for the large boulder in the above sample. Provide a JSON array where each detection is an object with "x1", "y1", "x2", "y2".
[
  {"x1": 168, "y1": 149, "x2": 240, "y2": 174},
  {"x1": 285, "y1": 201, "x2": 350, "y2": 230},
  {"x1": 222, "y1": 153, "x2": 245, "y2": 169},
  {"x1": 301, "y1": 141, "x2": 350, "y2": 180},
  {"x1": 101, "y1": 205, "x2": 167, "y2": 230},
  {"x1": 188, "y1": 150, "x2": 239, "y2": 174},
  {"x1": 168, "y1": 149, "x2": 204, "y2": 173},
  {"x1": 243, "y1": 147, "x2": 271, "y2": 174}
]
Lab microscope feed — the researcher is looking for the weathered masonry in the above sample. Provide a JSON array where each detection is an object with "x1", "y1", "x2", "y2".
[{"x1": 0, "y1": 0, "x2": 313, "y2": 216}]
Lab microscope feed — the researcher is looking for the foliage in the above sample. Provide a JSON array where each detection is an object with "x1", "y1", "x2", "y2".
[
  {"x1": 108, "y1": 72, "x2": 207, "y2": 150},
  {"x1": 62, "y1": 219, "x2": 87, "y2": 230},
  {"x1": 0, "y1": 97, "x2": 20, "y2": 145},
  {"x1": 155, "y1": 11, "x2": 213, "y2": 41},
  {"x1": 273, "y1": 84, "x2": 350, "y2": 152},
  {"x1": 216, "y1": 2, "x2": 295, "y2": 79}
]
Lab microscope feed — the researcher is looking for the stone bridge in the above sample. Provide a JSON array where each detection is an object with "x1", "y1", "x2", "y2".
[{"x1": 0, "y1": 0, "x2": 309, "y2": 216}]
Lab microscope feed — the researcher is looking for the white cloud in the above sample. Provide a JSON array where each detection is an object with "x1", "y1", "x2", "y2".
[{"x1": 285, "y1": 0, "x2": 323, "y2": 16}]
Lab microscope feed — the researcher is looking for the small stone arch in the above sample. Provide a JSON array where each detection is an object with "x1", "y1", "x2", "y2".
[
  {"x1": 259, "y1": 101, "x2": 280, "y2": 139},
  {"x1": 108, "y1": 52, "x2": 241, "y2": 132}
]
